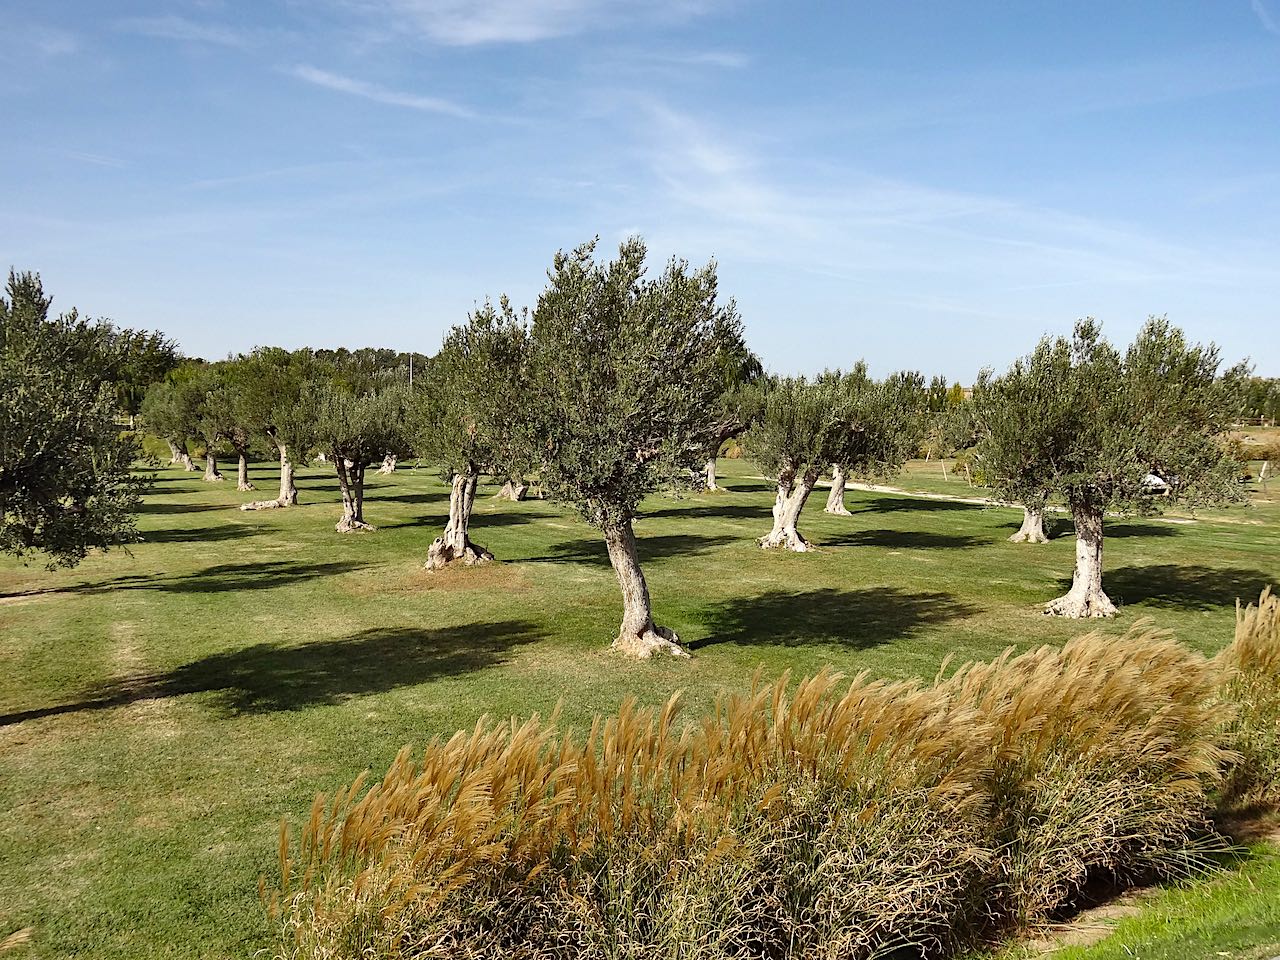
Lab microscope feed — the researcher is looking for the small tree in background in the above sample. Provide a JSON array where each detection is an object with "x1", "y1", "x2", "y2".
[
  {"x1": 415, "y1": 298, "x2": 529, "y2": 569},
  {"x1": 523, "y1": 238, "x2": 743, "y2": 658},
  {"x1": 305, "y1": 374, "x2": 409, "y2": 533},
  {"x1": 744, "y1": 374, "x2": 845, "y2": 551},
  {"x1": 1, "y1": 271, "x2": 148, "y2": 568},
  {"x1": 972, "y1": 359, "x2": 1066, "y2": 545},
  {"x1": 981, "y1": 317, "x2": 1246, "y2": 618},
  {"x1": 824, "y1": 367, "x2": 926, "y2": 515},
  {"x1": 112, "y1": 328, "x2": 181, "y2": 428},
  {"x1": 701, "y1": 338, "x2": 764, "y2": 492},
  {"x1": 237, "y1": 348, "x2": 316, "y2": 511},
  {"x1": 199, "y1": 361, "x2": 259, "y2": 491},
  {"x1": 140, "y1": 366, "x2": 205, "y2": 471}
]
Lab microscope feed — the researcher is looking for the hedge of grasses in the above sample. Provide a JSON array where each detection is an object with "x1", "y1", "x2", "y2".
[{"x1": 266, "y1": 589, "x2": 1280, "y2": 960}]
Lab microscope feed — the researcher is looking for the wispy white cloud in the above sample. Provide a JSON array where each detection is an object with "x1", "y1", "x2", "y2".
[
  {"x1": 353, "y1": 0, "x2": 727, "y2": 46},
  {"x1": 4, "y1": 24, "x2": 80, "y2": 58},
  {"x1": 288, "y1": 64, "x2": 476, "y2": 118},
  {"x1": 1251, "y1": 0, "x2": 1280, "y2": 36},
  {"x1": 117, "y1": 15, "x2": 251, "y2": 49},
  {"x1": 64, "y1": 150, "x2": 128, "y2": 168}
]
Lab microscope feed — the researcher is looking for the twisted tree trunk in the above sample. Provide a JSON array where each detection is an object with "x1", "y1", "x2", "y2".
[
  {"x1": 236, "y1": 450, "x2": 255, "y2": 492},
  {"x1": 166, "y1": 440, "x2": 182, "y2": 466},
  {"x1": 203, "y1": 452, "x2": 224, "y2": 482},
  {"x1": 241, "y1": 444, "x2": 297, "y2": 511},
  {"x1": 426, "y1": 471, "x2": 493, "y2": 568},
  {"x1": 335, "y1": 457, "x2": 374, "y2": 532},
  {"x1": 495, "y1": 475, "x2": 529, "y2": 501},
  {"x1": 604, "y1": 519, "x2": 687, "y2": 658},
  {"x1": 378, "y1": 453, "x2": 396, "y2": 474},
  {"x1": 824, "y1": 463, "x2": 851, "y2": 515},
  {"x1": 1009, "y1": 504, "x2": 1048, "y2": 543},
  {"x1": 1045, "y1": 504, "x2": 1115, "y2": 617},
  {"x1": 704, "y1": 457, "x2": 719, "y2": 492},
  {"x1": 760, "y1": 467, "x2": 817, "y2": 551}
]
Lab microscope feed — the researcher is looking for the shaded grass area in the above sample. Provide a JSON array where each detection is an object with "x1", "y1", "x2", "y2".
[{"x1": 0, "y1": 458, "x2": 1278, "y2": 958}]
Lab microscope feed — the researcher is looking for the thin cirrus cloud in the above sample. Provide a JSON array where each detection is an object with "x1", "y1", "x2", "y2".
[
  {"x1": 1252, "y1": 0, "x2": 1280, "y2": 36},
  {"x1": 363, "y1": 0, "x2": 725, "y2": 46},
  {"x1": 287, "y1": 64, "x2": 476, "y2": 118},
  {"x1": 116, "y1": 15, "x2": 252, "y2": 49}
]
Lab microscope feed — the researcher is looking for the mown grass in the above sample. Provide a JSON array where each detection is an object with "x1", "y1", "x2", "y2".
[{"x1": 1, "y1": 457, "x2": 1277, "y2": 958}]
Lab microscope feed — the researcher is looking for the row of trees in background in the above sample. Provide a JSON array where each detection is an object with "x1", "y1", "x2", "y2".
[{"x1": 2, "y1": 243, "x2": 1261, "y2": 652}]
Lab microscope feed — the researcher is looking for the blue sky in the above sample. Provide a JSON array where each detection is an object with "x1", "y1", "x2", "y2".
[{"x1": 4, "y1": 1, "x2": 1279, "y2": 379}]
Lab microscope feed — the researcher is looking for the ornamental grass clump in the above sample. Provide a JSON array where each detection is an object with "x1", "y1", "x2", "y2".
[
  {"x1": 938, "y1": 626, "x2": 1231, "y2": 928},
  {"x1": 1217, "y1": 587, "x2": 1280, "y2": 807},
  {"x1": 267, "y1": 670, "x2": 994, "y2": 960}
]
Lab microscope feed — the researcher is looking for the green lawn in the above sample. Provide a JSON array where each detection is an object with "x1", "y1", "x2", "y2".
[{"x1": 1, "y1": 457, "x2": 1278, "y2": 958}]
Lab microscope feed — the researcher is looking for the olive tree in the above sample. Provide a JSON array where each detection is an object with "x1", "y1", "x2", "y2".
[
  {"x1": 237, "y1": 348, "x2": 315, "y2": 511},
  {"x1": 304, "y1": 374, "x2": 409, "y2": 532},
  {"x1": 701, "y1": 339, "x2": 763, "y2": 492},
  {"x1": 415, "y1": 298, "x2": 529, "y2": 569},
  {"x1": 199, "y1": 361, "x2": 259, "y2": 491},
  {"x1": 522, "y1": 237, "x2": 744, "y2": 658},
  {"x1": 140, "y1": 367, "x2": 204, "y2": 471},
  {"x1": 824, "y1": 367, "x2": 926, "y2": 515},
  {"x1": 1, "y1": 271, "x2": 148, "y2": 567},
  {"x1": 978, "y1": 317, "x2": 1246, "y2": 618},
  {"x1": 743, "y1": 374, "x2": 846, "y2": 551}
]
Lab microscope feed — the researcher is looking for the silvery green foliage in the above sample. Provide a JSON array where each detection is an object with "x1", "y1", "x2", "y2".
[
  {"x1": 1, "y1": 271, "x2": 148, "y2": 567},
  {"x1": 523, "y1": 237, "x2": 745, "y2": 530},
  {"x1": 411, "y1": 297, "x2": 530, "y2": 481},
  {"x1": 976, "y1": 317, "x2": 1246, "y2": 518}
]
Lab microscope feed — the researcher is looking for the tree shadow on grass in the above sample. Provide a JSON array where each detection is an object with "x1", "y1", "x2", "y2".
[
  {"x1": 380, "y1": 511, "x2": 535, "y2": 531},
  {"x1": 853, "y1": 497, "x2": 980, "y2": 514},
  {"x1": 1099, "y1": 564, "x2": 1276, "y2": 611},
  {"x1": 692, "y1": 587, "x2": 978, "y2": 651},
  {"x1": 523, "y1": 534, "x2": 737, "y2": 566},
  {"x1": 0, "y1": 560, "x2": 367, "y2": 599},
  {"x1": 0, "y1": 620, "x2": 545, "y2": 724},
  {"x1": 822, "y1": 529, "x2": 984, "y2": 550},
  {"x1": 137, "y1": 501, "x2": 236, "y2": 515},
  {"x1": 1102, "y1": 522, "x2": 1178, "y2": 539},
  {"x1": 642, "y1": 502, "x2": 773, "y2": 522},
  {"x1": 140, "y1": 524, "x2": 261, "y2": 545},
  {"x1": 376, "y1": 490, "x2": 450, "y2": 505}
]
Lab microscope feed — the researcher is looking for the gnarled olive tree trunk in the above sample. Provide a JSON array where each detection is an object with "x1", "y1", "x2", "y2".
[
  {"x1": 1009, "y1": 504, "x2": 1048, "y2": 543},
  {"x1": 1045, "y1": 504, "x2": 1115, "y2": 617},
  {"x1": 203, "y1": 452, "x2": 224, "y2": 482},
  {"x1": 241, "y1": 444, "x2": 297, "y2": 511},
  {"x1": 604, "y1": 519, "x2": 687, "y2": 658},
  {"x1": 335, "y1": 457, "x2": 373, "y2": 532},
  {"x1": 168, "y1": 440, "x2": 197, "y2": 471},
  {"x1": 495, "y1": 475, "x2": 529, "y2": 501},
  {"x1": 378, "y1": 453, "x2": 396, "y2": 475},
  {"x1": 704, "y1": 457, "x2": 719, "y2": 492},
  {"x1": 426, "y1": 471, "x2": 493, "y2": 568},
  {"x1": 760, "y1": 467, "x2": 818, "y2": 551},
  {"x1": 235, "y1": 449, "x2": 254, "y2": 492},
  {"x1": 824, "y1": 463, "x2": 851, "y2": 515}
]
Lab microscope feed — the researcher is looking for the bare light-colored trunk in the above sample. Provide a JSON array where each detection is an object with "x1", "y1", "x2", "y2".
[
  {"x1": 166, "y1": 440, "x2": 182, "y2": 465},
  {"x1": 704, "y1": 457, "x2": 719, "y2": 492},
  {"x1": 495, "y1": 476, "x2": 529, "y2": 502},
  {"x1": 426, "y1": 471, "x2": 493, "y2": 568},
  {"x1": 241, "y1": 444, "x2": 298, "y2": 511},
  {"x1": 824, "y1": 463, "x2": 851, "y2": 515},
  {"x1": 760, "y1": 468, "x2": 817, "y2": 551},
  {"x1": 604, "y1": 519, "x2": 687, "y2": 658},
  {"x1": 335, "y1": 456, "x2": 374, "y2": 533},
  {"x1": 1045, "y1": 505, "x2": 1116, "y2": 618},
  {"x1": 203, "y1": 452, "x2": 224, "y2": 482},
  {"x1": 378, "y1": 453, "x2": 397, "y2": 475},
  {"x1": 236, "y1": 450, "x2": 255, "y2": 492},
  {"x1": 1009, "y1": 504, "x2": 1048, "y2": 544}
]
